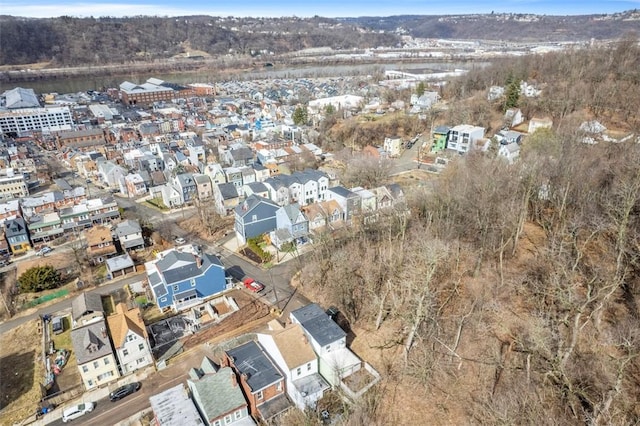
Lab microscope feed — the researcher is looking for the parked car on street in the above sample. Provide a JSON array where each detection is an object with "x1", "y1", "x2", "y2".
[
  {"x1": 109, "y1": 382, "x2": 141, "y2": 402},
  {"x1": 243, "y1": 278, "x2": 265, "y2": 293},
  {"x1": 174, "y1": 236, "x2": 186, "y2": 245},
  {"x1": 62, "y1": 402, "x2": 94, "y2": 422},
  {"x1": 36, "y1": 246, "x2": 52, "y2": 256}
]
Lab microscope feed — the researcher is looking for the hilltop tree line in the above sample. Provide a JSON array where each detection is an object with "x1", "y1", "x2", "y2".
[{"x1": 0, "y1": 16, "x2": 399, "y2": 66}]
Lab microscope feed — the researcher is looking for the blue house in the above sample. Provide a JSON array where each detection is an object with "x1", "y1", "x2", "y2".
[
  {"x1": 145, "y1": 246, "x2": 226, "y2": 312},
  {"x1": 234, "y1": 195, "x2": 280, "y2": 245}
]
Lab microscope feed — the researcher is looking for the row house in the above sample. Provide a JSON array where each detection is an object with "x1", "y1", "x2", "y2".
[
  {"x1": 172, "y1": 173, "x2": 198, "y2": 204},
  {"x1": 270, "y1": 204, "x2": 309, "y2": 249},
  {"x1": 262, "y1": 169, "x2": 329, "y2": 207},
  {"x1": 59, "y1": 203, "x2": 91, "y2": 233},
  {"x1": 122, "y1": 173, "x2": 147, "y2": 197},
  {"x1": 70, "y1": 318, "x2": 120, "y2": 390},
  {"x1": 55, "y1": 128, "x2": 108, "y2": 151},
  {"x1": 194, "y1": 174, "x2": 213, "y2": 200},
  {"x1": 115, "y1": 219, "x2": 145, "y2": 251},
  {"x1": 0, "y1": 199, "x2": 20, "y2": 223},
  {"x1": 97, "y1": 160, "x2": 127, "y2": 189},
  {"x1": 5, "y1": 217, "x2": 30, "y2": 254},
  {"x1": 222, "y1": 340, "x2": 291, "y2": 421},
  {"x1": 326, "y1": 186, "x2": 361, "y2": 223},
  {"x1": 301, "y1": 200, "x2": 344, "y2": 232},
  {"x1": 187, "y1": 358, "x2": 253, "y2": 426},
  {"x1": 87, "y1": 197, "x2": 120, "y2": 225},
  {"x1": 27, "y1": 212, "x2": 63, "y2": 244}
]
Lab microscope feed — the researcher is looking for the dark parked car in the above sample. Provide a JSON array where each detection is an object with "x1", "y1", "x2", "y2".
[{"x1": 109, "y1": 382, "x2": 141, "y2": 402}]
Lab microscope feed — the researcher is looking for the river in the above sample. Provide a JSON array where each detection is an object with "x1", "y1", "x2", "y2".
[{"x1": 0, "y1": 61, "x2": 488, "y2": 94}]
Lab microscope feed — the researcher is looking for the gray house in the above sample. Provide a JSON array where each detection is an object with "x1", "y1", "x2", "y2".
[
  {"x1": 234, "y1": 195, "x2": 280, "y2": 245},
  {"x1": 327, "y1": 186, "x2": 362, "y2": 223},
  {"x1": 270, "y1": 204, "x2": 309, "y2": 249},
  {"x1": 115, "y1": 219, "x2": 144, "y2": 251},
  {"x1": 187, "y1": 357, "x2": 253, "y2": 426},
  {"x1": 173, "y1": 173, "x2": 198, "y2": 204}
]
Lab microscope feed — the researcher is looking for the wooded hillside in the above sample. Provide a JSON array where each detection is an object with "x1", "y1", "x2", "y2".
[{"x1": 295, "y1": 44, "x2": 640, "y2": 424}]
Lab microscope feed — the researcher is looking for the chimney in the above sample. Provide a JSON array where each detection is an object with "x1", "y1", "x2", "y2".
[
  {"x1": 195, "y1": 255, "x2": 202, "y2": 268},
  {"x1": 101, "y1": 327, "x2": 107, "y2": 338},
  {"x1": 230, "y1": 371, "x2": 237, "y2": 387}
]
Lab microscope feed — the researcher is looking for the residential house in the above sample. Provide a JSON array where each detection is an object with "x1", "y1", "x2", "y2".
[
  {"x1": 0, "y1": 199, "x2": 21, "y2": 224},
  {"x1": 70, "y1": 318, "x2": 120, "y2": 390},
  {"x1": 98, "y1": 161, "x2": 127, "y2": 189},
  {"x1": 241, "y1": 182, "x2": 269, "y2": 199},
  {"x1": 291, "y1": 304, "x2": 380, "y2": 399},
  {"x1": 105, "y1": 253, "x2": 136, "y2": 280},
  {"x1": 87, "y1": 197, "x2": 120, "y2": 225},
  {"x1": 115, "y1": 219, "x2": 145, "y2": 251},
  {"x1": 270, "y1": 204, "x2": 309, "y2": 249},
  {"x1": 27, "y1": 212, "x2": 63, "y2": 244},
  {"x1": 351, "y1": 187, "x2": 377, "y2": 213},
  {"x1": 252, "y1": 163, "x2": 270, "y2": 182},
  {"x1": 71, "y1": 292, "x2": 105, "y2": 328},
  {"x1": 106, "y1": 303, "x2": 153, "y2": 375},
  {"x1": 326, "y1": 186, "x2": 361, "y2": 223},
  {"x1": 204, "y1": 163, "x2": 227, "y2": 185},
  {"x1": 223, "y1": 341, "x2": 291, "y2": 421},
  {"x1": 149, "y1": 384, "x2": 205, "y2": 426},
  {"x1": 161, "y1": 183, "x2": 183, "y2": 209},
  {"x1": 83, "y1": 225, "x2": 117, "y2": 265},
  {"x1": 226, "y1": 147, "x2": 255, "y2": 168},
  {"x1": 187, "y1": 358, "x2": 254, "y2": 426},
  {"x1": 59, "y1": 204, "x2": 91, "y2": 233},
  {"x1": 431, "y1": 126, "x2": 450, "y2": 153},
  {"x1": 447, "y1": 124, "x2": 485, "y2": 154},
  {"x1": 173, "y1": 173, "x2": 198, "y2": 204},
  {"x1": 225, "y1": 167, "x2": 244, "y2": 189},
  {"x1": 218, "y1": 183, "x2": 240, "y2": 215},
  {"x1": 257, "y1": 323, "x2": 329, "y2": 410},
  {"x1": 302, "y1": 200, "x2": 343, "y2": 232},
  {"x1": 504, "y1": 108, "x2": 524, "y2": 128},
  {"x1": 383, "y1": 136, "x2": 403, "y2": 158},
  {"x1": 194, "y1": 175, "x2": 213, "y2": 200},
  {"x1": 289, "y1": 169, "x2": 329, "y2": 206},
  {"x1": 240, "y1": 167, "x2": 256, "y2": 186},
  {"x1": 234, "y1": 195, "x2": 280, "y2": 246},
  {"x1": 122, "y1": 173, "x2": 147, "y2": 197},
  {"x1": 495, "y1": 129, "x2": 524, "y2": 145},
  {"x1": 498, "y1": 142, "x2": 521, "y2": 164},
  {"x1": 5, "y1": 217, "x2": 30, "y2": 254},
  {"x1": 145, "y1": 245, "x2": 226, "y2": 312},
  {"x1": 186, "y1": 139, "x2": 206, "y2": 166}
]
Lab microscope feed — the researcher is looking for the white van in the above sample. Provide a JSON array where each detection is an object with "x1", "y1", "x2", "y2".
[{"x1": 61, "y1": 402, "x2": 94, "y2": 423}]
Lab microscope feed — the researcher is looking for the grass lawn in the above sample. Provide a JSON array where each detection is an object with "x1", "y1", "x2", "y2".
[{"x1": 49, "y1": 315, "x2": 80, "y2": 391}]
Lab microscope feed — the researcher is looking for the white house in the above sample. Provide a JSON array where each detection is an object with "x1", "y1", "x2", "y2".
[
  {"x1": 498, "y1": 142, "x2": 520, "y2": 164},
  {"x1": 447, "y1": 124, "x2": 485, "y2": 154},
  {"x1": 383, "y1": 136, "x2": 403, "y2": 158},
  {"x1": 257, "y1": 322, "x2": 329, "y2": 410},
  {"x1": 106, "y1": 303, "x2": 153, "y2": 375}
]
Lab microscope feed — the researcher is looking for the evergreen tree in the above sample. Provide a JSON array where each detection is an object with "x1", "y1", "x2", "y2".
[{"x1": 292, "y1": 106, "x2": 308, "y2": 126}]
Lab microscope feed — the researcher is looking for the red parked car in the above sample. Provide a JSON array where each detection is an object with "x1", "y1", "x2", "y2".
[{"x1": 243, "y1": 278, "x2": 265, "y2": 293}]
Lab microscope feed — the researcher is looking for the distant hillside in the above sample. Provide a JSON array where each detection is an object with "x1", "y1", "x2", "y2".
[
  {"x1": 0, "y1": 15, "x2": 399, "y2": 67},
  {"x1": 1, "y1": 11, "x2": 638, "y2": 67},
  {"x1": 344, "y1": 10, "x2": 640, "y2": 42}
]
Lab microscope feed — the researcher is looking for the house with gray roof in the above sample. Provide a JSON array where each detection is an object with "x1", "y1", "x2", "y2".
[
  {"x1": 241, "y1": 182, "x2": 269, "y2": 199},
  {"x1": 149, "y1": 384, "x2": 204, "y2": 426},
  {"x1": 72, "y1": 292, "x2": 105, "y2": 328},
  {"x1": 291, "y1": 304, "x2": 380, "y2": 396},
  {"x1": 326, "y1": 186, "x2": 362, "y2": 223},
  {"x1": 70, "y1": 318, "x2": 120, "y2": 390},
  {"x1": 2, "y1": 87, "x2": 40, "y2": 109},
  {"x1": 172, "y1": 173, "x2": 197, "y2": 204},
  {"x1": 234, "y1": 195, "x2": 280, "y2": 245},
  {"x1": 105, "y1": 253, "x2": 136, "y2": 279},
  {"x1": 223, "y1": 341, "x2": 290, "y2": 421},
  {"x1": 187, "y1": 359, "x2": 254, "y2": 426},
  {"x1": 115, "y1": 219, "x2": 144, "y2": 251},
  {"x1": 270, "y1": 204, "x2": 308, "y2": 249},
  {"x1": 5, "y1": 217, "x2": 30, "y2": 254},
  {"x1": 144, "y1": 245, "x2": 226, "y2": 312}
]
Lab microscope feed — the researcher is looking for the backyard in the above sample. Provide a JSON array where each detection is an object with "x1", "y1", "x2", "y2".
[{"x1": 0, "y1": 319, "x2": 45, "y2": 425}]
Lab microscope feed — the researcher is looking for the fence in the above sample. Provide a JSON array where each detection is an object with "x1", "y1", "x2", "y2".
[{"x1": 22, "y1": 289, "x2": 69, "y2": 309}]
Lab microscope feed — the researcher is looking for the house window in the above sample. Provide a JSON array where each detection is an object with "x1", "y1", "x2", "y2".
[
  {"x1": 173, "y1": 285, "x2": 179, "y2": 291},
  {"x1": 307, "y1": 363, "x2": 312, "y2": 371},
  {"x1": 82, "y1": 365, "x2": 88, "y2": 373},
  {"x1": 93, "y1": 361, "x2": 99, "y2": 369},
  {"x1": 87, "y1": 379, "x2": 93, "y2": 387},
  {"x1": 256, "y1": 390, "x2": 263, "y2": 400},
  {"x1": 137, "y1": 357, "x2": 146, "y2": 364},
  {"x1": 123, "y1": 349, "x2": 129, "y2": 356},
  {"x1": 325, "y1": 345, "x2": 331, "y2": 352},
  {"x1": 126, "y1": 334, "x2": 136, "y2": 342},
  {"x1": 296, "y1": 367, "x2": 301, "y2": 376},
  {"x1": 225, "y1": 415, "x2": 232, "y2": 424},
  {"x1": 138, "y1": 343, "x2": 144, "y2": 351},
  {"x1": 191, "y1": 279, "x2": 196, "y2": 287},
  {"x1": 160, "y1": 297, "x2": 167, "y2": 303},
  {"x1": 214, "y1": 421, "x2": 222, "y2": 426},
  {"x1": 234, "y1": 410, "x2": 242, "y2": 420},
  {"x1": 104, "y1": 358, "x2": 110, "y2": 365}
]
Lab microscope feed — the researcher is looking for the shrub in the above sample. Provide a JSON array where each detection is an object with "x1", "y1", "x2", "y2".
[{"x1": 18, "y1": 265, "x2": 62, "y2": 293}]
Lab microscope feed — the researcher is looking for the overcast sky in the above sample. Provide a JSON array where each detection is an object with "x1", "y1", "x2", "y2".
[{"x1": 1, "y1": 0, "x2": 637, "y2": 18}]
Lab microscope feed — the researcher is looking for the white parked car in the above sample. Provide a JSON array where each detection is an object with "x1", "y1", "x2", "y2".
[
  {"x1": 62, "y1": 402, "x2": 94, "y2": 422},
  {"x1": 36, "y1": 246, "x2": 53, "y2": 256}
]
